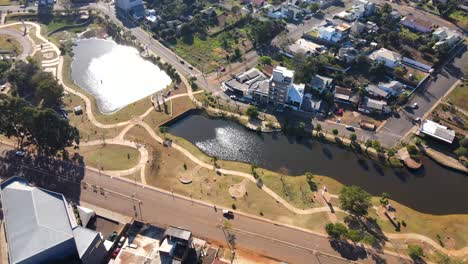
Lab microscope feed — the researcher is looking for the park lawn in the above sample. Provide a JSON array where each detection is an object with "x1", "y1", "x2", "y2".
[
  {"x1": 143, "y1": 96, "x2": 195, "y2": 127},
  {"x1": 79, "y1": 144, "x2": 141, "y2": 171},
  {"x1": 63, "y1": 92, "x2": 122, "y2": 141},
  {"x1": 368, "y1": 198, "x2": 468, "y2": 250},
  {"x1": 446, "y1": 83, "x2": 468, "y2": 112},
  {"x1": 449, "y1": 10, "x2": 468, "y2": 31},
  {"x1": 0, "y1": 35, "x2": 23, "y2": 55},
  {"x1": 40, "y1": 15, "x2": 84, "y2": 35}
]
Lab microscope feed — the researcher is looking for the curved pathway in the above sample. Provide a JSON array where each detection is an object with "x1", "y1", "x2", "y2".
[
  {"x1": 0, "y1": 28, "x2": 33, "y2": 60},
  {"x1": 16, "y1": 21, "x2": 468, "y2": 258}
]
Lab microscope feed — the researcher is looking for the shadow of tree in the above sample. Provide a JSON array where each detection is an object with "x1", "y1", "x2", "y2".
[{"x1": 329, "y1": 240, "x2": 368, "y2": 261}]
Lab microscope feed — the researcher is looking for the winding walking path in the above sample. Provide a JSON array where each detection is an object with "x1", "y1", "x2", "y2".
[{"x1": 7, "y1": 21, "x2": 468, "y2": 258}]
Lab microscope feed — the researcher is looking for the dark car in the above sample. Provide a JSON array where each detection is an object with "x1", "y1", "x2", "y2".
[
  {"x1": 188, "y1": 65, "x2": 193, "y2": 70},
  {"x1": 223, "y1": 209, "x2": 234, "y2": 219}
]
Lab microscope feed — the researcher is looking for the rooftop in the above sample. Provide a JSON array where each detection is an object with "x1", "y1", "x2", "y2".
[
  {"x1": 420, "y1": 119, "x2": 456, "y2": 143},
  {"x1": 0, "y1": 177, "x2": 76, "y2": 264},
  {"x1": 366, "y1": 84, "x2": 389, "y2": 97},
  {"x1": 164, "y1": 226, "x2": 192, "y2": 242},
  {"x1": 369, "y1": 48, "x2": 402, "y2": 63}
]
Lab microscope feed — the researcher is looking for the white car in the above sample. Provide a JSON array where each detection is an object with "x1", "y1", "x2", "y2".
[
  {"x1": 412, "y1": 102, "x2": 418, "y2": 109},
  {"x1": 345, "y1": 125, "x2": 354, "y2": 131}
]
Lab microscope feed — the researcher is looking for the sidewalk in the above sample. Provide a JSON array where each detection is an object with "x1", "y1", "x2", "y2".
[{"x1": 80, "y1": 201, "x2": 132, "y2": 224}]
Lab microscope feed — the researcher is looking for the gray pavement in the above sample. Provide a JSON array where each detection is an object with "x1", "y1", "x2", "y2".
[{"x1": 0, "y1": 28, "x2": 33, "y2": 60}]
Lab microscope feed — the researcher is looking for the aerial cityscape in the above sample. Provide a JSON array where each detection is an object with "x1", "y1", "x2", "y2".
[{"x1": 0, "y1": 0, "x2": 466, "y2": 262}]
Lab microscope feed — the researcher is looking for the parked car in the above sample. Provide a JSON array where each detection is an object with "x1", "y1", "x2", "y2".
[
  {"x1": 412, "y1": 102, "x2": 418, "y2": 109},
  {"x1": 230, "y1": 95, "x2": 237, "y2": 100},
  {"x1": 219, "y1": 66, "x2": 226, "y2": 72},
  {"x1": 111, "y1": 247, "x2": 120, "y2": 259},
  {"x1": 345, "y1": 125, "x2": 354, "y2": 131},
  {"x1": 108, "y1": 231, "x2": 117, "y2": 241},
  {"x1": 188, "y1": 65, "x2": 193, "y2": 70},
  {"x1": 335, "y1": 109, "x2": 344, "y2": 116},
  {"x1": 223, "y1": 209, "x2": 234, "y2": 219},
  {"x1": 413, "y1": 117, "x2": 421, "y2": 123},
  {"x1": 15, "y1": 150, "x2": 26, "y2": 157}
]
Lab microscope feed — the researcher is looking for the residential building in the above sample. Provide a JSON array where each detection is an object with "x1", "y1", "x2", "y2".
[
  {"x1": 310, "y1": 74, "x2": 334, "y2": 93},
  {"x1": 368, "y1": 48, "x2": 402, "y2": 69},
  {"x1": 338, "y1": 47, "x2": 358, "y2": 63},
  {"x1": 350, "y1": 0, "x2": 375, "y2": 19},
  {"x1": 115, "y1": 0, "x2": 145, "y2": 19},
  {"x1": 281, "y1": 3, "x2": 304, "y2": 21},
  {"x1": 378, "y1": 80, "x2": 404, "y2": 96},
  {"x1": 270, "y1": 66, "x2": 294, "y2": 104},
  {"x1": 286, "y1": 38, "x2": 325, "y2": 56},
  {"x1": 358, "y1": 96, "x2": 390, "y2": 114},
  {"x1": 334, "y1": 86, "x2": 359, "y2": 104},
  {"x1": 419, "y1": 119, "x2": 456, "y2": 143},
  {"x1": 351, "y1": 21, "x2": 366, "y2": 35},
  {"x1": 159, "y1": 226, "x2": 193, "y2": 262},
  {"x1": 0, "y1": 177, "x2": 107, "y2": 264},
  {"x1": 432, "y1": 27, "x2": 462, "y2": 50},
  {"x1": 252, "y1": 0, "x2": 266, "y2": 7},
  {"x1": 318, "y1": 23, "x2": 351, "y2": 43},
  {"x1": 366, "y1": 84, "x2": 389, "y2": 98},
  {"x1": 400, "y1": 15, "x2": 432, "y2": 33},
  {"x1": 287, "y1": 83, "x2": 305, "y2": 110},
  {"x1": 302, "y1": 94, "x2": 329, "y2": 116}
]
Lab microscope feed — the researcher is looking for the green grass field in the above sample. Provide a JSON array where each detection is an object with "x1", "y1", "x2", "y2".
[
  {"x1": 449, "y1": 10, "x2": 468, "y2": 31},
  {"x1": 80, "y1": 144, "x2": 141, "y2": 171},
  {"x1": 447, "y1": 83, "x2": 468, "y2": 112},
  {"x1": 0, "y1": 35, "x2": 23, "y2": 55}
]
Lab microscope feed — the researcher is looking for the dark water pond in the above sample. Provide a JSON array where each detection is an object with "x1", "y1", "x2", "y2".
[{"x1": 168, "y1": 114, "x2": 468, "y2": 215}]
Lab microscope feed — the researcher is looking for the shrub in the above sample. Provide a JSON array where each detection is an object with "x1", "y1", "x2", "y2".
[{"x1": 408, "y1": 244, "x2": 424, "y2": 260}]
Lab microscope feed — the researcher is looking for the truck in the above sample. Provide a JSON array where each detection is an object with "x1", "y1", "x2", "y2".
[{"x1": 360, "y1": 121, "x2": 376, "y2": 131}]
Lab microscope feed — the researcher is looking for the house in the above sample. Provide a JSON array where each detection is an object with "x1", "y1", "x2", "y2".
[
  {"x1": 286, "y1": 83, "x2": 305, "y2": 110},
  {"x1": 338, "y1": 47, "x2": 358, "y2": 63},
  {"x1": 287, "y1": 38, "x2": 325, "y2": 56},
  {"x1": 432, "y1": 27, "x2": 462, "y2": 50},
  {"x1": 115, "y1": 0, "x2": 145, "y2": 19},
  {"x1": 358, "y1": 96, "x2": 390, "y2": 114},
  {"x1": 350, "y1": 0, "x2": 375, "y2": 19},
  {"x1": 368, "y1": 48, "x2": 402, "y2": 69},
  {"x1": 400, "y1": 15, "x2": 432, "y2": 33},
  {"x1": 252, "y1": 0, "x2": 266, "y2": 7},
  {"x1": 366, "y1": 84, "x2": 389, "y2": 98},
  {"x1": 378, "y1": 80, "x2": 404, "y2": 96},
  {"x1": 334, "y1": 86, "x2": 358, "y2": 104},
  {"x1": 310, "y1": 74, "x2": 334, "y2": 93},
  {"x1": 318, "y1": 23, "x2": 351, "y2": 43},
  {"x1": 159, "y1": 226, "x2": 193, "y2": 262},
  {"x1": 420, "y1": 119, "x2": 455, "y2": 143},
  {"x1": 302, "y1": 94, "x2": 329, "y2": 116},
  {"x1": 281, "y1": 3, "x2": 304, "y2": 21},
  {"x1": 0, "y1": 177, "x2": 107, "y2": 264},
  {"x1": 351, "y1": 21, "x2": 366, "y2": 35}
]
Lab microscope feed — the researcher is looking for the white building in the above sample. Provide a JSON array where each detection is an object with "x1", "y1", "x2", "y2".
[
  {"x1": 420, "y1": 119, "x2": 456, "y2": 143},
  {"x1": 378, "y1": 80, "x2": 405, "y2": 96},
  {"x1": 368, "y1": 48, "x2": 402, "y2": 69},
  {"x1": 318, "y1": 23, "x2": 351, "y2": 43},
  {"x1": 115, "y1": 0, "x2": 145, "y2": 19},
  {"x1": 432, "y1": 27, "x2": 462, "y2": 50}
]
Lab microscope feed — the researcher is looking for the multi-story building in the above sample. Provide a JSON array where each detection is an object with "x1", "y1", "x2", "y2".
[{"x1": 115, "y1": 0, "x2": 146, "y2": 19}]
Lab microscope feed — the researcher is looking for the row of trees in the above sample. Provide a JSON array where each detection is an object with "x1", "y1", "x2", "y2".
[{"x1": 0, "y1": 95, "x2": 79, "y2": 154}]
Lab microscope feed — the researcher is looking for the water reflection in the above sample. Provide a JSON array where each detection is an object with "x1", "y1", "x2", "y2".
[{"x1": 169, "y1": 114, "x2": 468, "y2": 214}]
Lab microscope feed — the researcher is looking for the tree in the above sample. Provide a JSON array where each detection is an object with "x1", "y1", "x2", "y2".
[
  {"x1": 308, "y1": 2, "x2": 320, "y2": 13},
  {"x1": 325, "y1": 223, "x2": 348, "y2": 240},
  {"x1": 248, "y1": 19, "x2": 285, "y2": 47},
  {"x1": 315, "y1": 123, "x2": 322, "y2": 136},
  {"x1": 245, "y1": 106, "x2": 259, "y2": 119},
  {"x1": 339, "y1": 185, "x2": 372, "y2": 217},
  {"x1": 407, "y1": 144, "x2": 419, "y2": 156},
  {"x1": 365, "y1": 139, "x2": 372, "y2": 152},
  {"x1": 350, "y1": 133, "x2": 357, "y2": 142},
  {"x1": 454, "y1": 147, "x2": 467, "y2": 157},
  {"x1": 32, "y1": 71, "x2": 64, "y2": 108},
  {"x1": 408, "y1": 244, "x2": 424, "y2": 260},
  {"x1": 297, "y1": 122, "x2": 306, "y2": 136},
  {"x1": 332, "y1": 128, "x2": 338, "y2": 136},
  {"x1": 379, "y1": 192, "x2": 390, "y2": 206},
  {"x1": 305, "y1": 172, "x2": 317, "y2": 191},
  {"x1": 346, "y1": 229, "x2": 361, "y2": 243},
  {"x1": 433, "y1": 252, "x2": 450, "y2": 264},
  {"x1": 387, "y1": 149, "x2": 395, "y2": 158},
  {"x1": 368, "y1": 61, "x2": 386, "y2": 82},
  {"x1": 259, "y1": 56, "x2": 272, "y2": 65},
  {"x1": 394, "y1": 66, "x2": 406, "y2": 77},
  {"x1": 372, "y1": 140, "x2": 382, "y2": 152}
]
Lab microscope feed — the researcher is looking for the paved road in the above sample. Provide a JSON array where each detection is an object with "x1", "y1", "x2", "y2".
[{"x1": 0, "y1": 143, "x2": 411, "y2": 264}]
